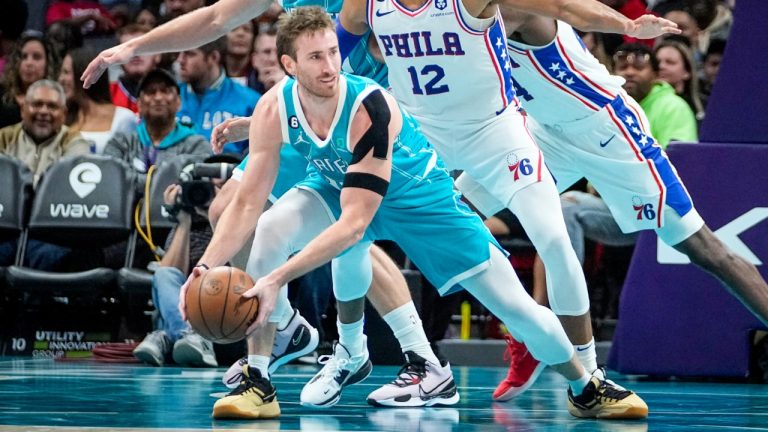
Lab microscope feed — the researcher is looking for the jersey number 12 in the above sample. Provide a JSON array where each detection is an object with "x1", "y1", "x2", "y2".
[{"x1": 407, "y1": 65, "x2": 449, "y2": 95}]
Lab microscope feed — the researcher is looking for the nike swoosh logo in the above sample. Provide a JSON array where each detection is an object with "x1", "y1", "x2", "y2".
[
  {"x1": 599, "y1": 135, "x2": 615, "y2": 147},
  {"x1": 375, "y1": 9, "x2": 394, "y2": 16},
  {"x1": 292, "y1": 327, "x2": 305, "y2": 346},
  {"x1": 576, "y1": 344, "x2": 594, "y2": 352}
]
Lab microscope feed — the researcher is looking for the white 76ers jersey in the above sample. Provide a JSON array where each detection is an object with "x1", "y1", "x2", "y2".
[
  {"x1": 369, "y1": 0, "x2": 515, "y2": 123},
  {"x1": 506, "y1": 21, "x2": 625, "y2": 124}
]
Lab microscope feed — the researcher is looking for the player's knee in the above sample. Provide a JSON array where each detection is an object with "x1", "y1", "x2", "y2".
[{"x1": 254, "y1": 211, "x2": 295, "y2": 253}]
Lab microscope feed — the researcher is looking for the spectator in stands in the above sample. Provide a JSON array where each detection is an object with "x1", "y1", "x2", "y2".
[
  {"x1": 0, "y1": 33, "x2": 59, "y2": 129},
  {"x1": 656, "y1": 3, "x2": 701, "y2": 57},
  {"x1": 162, "y1": 0, "x2": 204, "y2": 21},
  {"x1": 0, "y1": 80, "x2": 89, "y2": 185},
  {"x1": 134, "y1": 8, "x2": 159, "y2": 29},
  {"x1": 224, "y1": 22, "x2": 256, "y2": 87},
  {"x1": 176, "y1": 37, "x2": 260, "y2": 155},
  {"x1": 59, "y1": 46, "x2": 136, "y2": 153},
  {"x1": 0, "y1": 0, "x2": 29, "y2": 76},
  {"x1": 614, "y1": 43, "x2": 697, "y2": 146},
  {"x1": 0, "y1": 80, "x2": 89, "y2": 271},
  {"x1": 248, "y1": 26, "x2": 284, "y2": 94},
  {"x1": 104, "y1": 68, "x2": 209, "y2": 182},
  {"x1": 45, "y1": 0, "x2": 116, "y2": 37},
  {"x1": 654, "y1": 38, "x2": 705, "y2": 121},
  {"x1": 699, "y1": 38, "x2": 725, "y2": 110},
  {"x1": 110, "y1": 25, "x2": 160, "y2": 113},
  {"x1": 47, "y1": 21, "x2": 84, "y2": 62}
]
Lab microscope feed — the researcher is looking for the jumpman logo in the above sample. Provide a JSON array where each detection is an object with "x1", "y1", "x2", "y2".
[{"x1": 295, "y1": 131, "x2": 309, "y2": 145}]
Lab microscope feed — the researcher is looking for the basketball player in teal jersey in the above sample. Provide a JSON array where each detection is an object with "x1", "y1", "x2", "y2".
[
  {"x1": 183, "y1": 7, "x2": 647, "y2": 420},
  {"x1": 83, "y1": 0, "x2": 454, "y2": 409}
]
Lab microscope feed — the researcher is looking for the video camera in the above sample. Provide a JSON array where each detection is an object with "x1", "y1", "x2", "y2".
[{"x1": 176, "y1": 162, "x2": 235, "y2": 209}]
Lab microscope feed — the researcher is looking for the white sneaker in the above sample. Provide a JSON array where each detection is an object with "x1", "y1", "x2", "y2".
[
  {"x1": 300, "y1": 337, "x2": 372, "y2": 408},
  {"x1": 133, "y1": 330, "x2": 170, "y2": 366},
  {"x1": 172, "y1": 331, "x2": 218, "y2": 367},
  {"x1": 221, "y1": 309, "x2": 319, "y2": 388},
  {"x1": 367, "y1": 351, "x2": 460, "y2": 407}
]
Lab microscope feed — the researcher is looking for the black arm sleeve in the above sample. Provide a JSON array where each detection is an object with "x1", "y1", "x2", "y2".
[{"x1": 350, "y1": 89, "x2": 390, "y2": 165}]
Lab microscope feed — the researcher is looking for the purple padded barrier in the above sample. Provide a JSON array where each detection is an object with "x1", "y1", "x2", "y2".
[
  {"x1": 608, "y1": 143, "x2": 768, "y2": 377},
  {"x1": 699, "y1": 3, "x2": 768, "y2": 144}
]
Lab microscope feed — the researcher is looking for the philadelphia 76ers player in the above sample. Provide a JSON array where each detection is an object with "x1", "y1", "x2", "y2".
[
  {"x1": 338, "y1": 0, "x2": 680, "y2": 400},
  {"x1": 449, "y1": 9, "x2": 768, "y2": 401}
]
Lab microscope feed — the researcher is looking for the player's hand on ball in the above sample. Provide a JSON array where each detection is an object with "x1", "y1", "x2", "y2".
[
  {"x1": 179, "y1": 265, "x2": 208, "y2": 321},
  {"x1": 243, "y1": 274, "x2": 281, "y2": 334},
  {"x1": 211, "y1": 116, "x2": 251, "y2": 154},
  {"x1": 628, "y1": 15, "x2": 681, "y2": 39}
]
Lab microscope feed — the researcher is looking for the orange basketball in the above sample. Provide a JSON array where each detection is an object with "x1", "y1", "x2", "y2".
[{"x1": 185, "y1": 266, "x2": 259, "y2": 344}]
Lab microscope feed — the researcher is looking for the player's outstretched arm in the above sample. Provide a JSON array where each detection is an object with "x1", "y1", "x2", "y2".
[
  {"x1": 244, "y1": 90, "x2": 402, "y2": 331},
  {"x1": 500, "y1": 0, "x2": 680, "y2": 39},
  {"x1": 82, "y1": 0, "x2": 272, "y2": 87}
]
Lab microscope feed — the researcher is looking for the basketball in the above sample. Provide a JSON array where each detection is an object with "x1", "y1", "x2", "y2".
[{"x1": 185, "y1": 266, "x2": 259, "y2": 344}]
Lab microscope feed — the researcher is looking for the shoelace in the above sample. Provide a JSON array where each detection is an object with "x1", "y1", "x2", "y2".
[
  {"x1": 392, "y1": 361, "x2": 427, "y2": 387},
  {"x1": 317, "y1": 355, "x2": 350, "y2": 381},
  {"x1": 231, "y1": 372, "x2": 271, "y2": 397},
  {"x1": 595, "y1": 380, "x2": 632, "y2": 403},
  {"x1": 502, "y1": 335, "x2": 526, "y2": 362}
]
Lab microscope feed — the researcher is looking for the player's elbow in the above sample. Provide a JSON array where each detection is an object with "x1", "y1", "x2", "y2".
[
  {"x1": 209, "y1": 4, "x2": 236, "y2": 34},
  {"x1": 344, "y1": 217, "x2": 370, "y2": 246}
]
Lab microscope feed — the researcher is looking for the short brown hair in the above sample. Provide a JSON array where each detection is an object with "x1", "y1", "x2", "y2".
[{"x1": 276, "y1": 7, "x2": 334, "y2": 63}]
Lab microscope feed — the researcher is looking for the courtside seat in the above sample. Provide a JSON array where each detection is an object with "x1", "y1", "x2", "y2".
[
  {"x1": 0, "y1": 155, "x2": 32, "y2": 302},
  {"x1": 6, "y1": 155, "x2": 136, "y2": 295},
  {"x1": 0, "y1": 154, "x2": 32, "y2": 251}
]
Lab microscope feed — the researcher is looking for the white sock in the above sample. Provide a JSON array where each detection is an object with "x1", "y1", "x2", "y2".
[
  {"x1": 277, "y1": 308, "x2": 295, "y2": 331},
  {"x1": 337, "y1": 318, "x2": 365, "y2": 358},
  {"x1": 574, "y1": 338, "x2": 597, "y2": 373},
  {"x1": 247, "y1": 355, "x2": 271, "y2": 378},
  {"x1": 568, "y1": 372, "x2": 592, "y2": 395},
  {"x1": 383, "y1": 302, "x2": 440, "y2": 365}
]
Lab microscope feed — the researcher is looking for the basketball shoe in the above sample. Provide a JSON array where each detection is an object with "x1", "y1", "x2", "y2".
[
  {"x1": 300, "y1": 336, "x2": 372, "y2": 408},
  {"x1": 133, "y1": 330, "x2": 171, "y2": 366},
  {"x1": 212, "y1": 366, "x2": 280, "y2": 419},
  {"x1": 367, "y1": 351, "x2": 460, "y2": 407},
  {"x1": 222, "y1": 308, "x2": 319, "y2": 388},
  {"x1": 492, "y1": 336, "x2": 546, "y2": 401},
  {"x1": 172, "y1": 330, "x2": 217, "y2": 367},
  {"x1": 567, "y1": 373, "x2": 648, "y2": 419}
]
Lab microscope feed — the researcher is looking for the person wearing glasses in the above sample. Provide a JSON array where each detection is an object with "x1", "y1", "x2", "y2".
[
  {"x1": 616, "y1": 43, "x2": 698, "y2": 145},
  {"x1": 454, "y1": 12, "x2": 768, "y2": 402}
]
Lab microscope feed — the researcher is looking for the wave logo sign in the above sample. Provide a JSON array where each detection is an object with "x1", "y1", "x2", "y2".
[{"x1": 69, "y1": 162, "x2": 102, "y2": 198}]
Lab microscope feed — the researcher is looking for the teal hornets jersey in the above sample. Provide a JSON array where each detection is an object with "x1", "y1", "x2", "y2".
[
  {"x1": 277, "y1": 73, "x2": 444, "y2": 207},
  {"x1": 232, "y1": 143, "x2": 310, "y2": 202},
  {"x1": 278, "y1": 0, "x2": 388, "y2": 87}
]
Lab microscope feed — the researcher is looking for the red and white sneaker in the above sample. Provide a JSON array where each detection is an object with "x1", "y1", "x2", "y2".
[{"x1": 492, "y1": 336, "x2": 547, "y2": 401}]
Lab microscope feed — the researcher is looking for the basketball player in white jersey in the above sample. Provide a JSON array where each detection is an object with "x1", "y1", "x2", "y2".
[
  {"x1": 338, "y1": 0, "x2": 678, "y2": 399},
  {"x1": 449, "y1": 9, "x2": 768, "y2": 401}
]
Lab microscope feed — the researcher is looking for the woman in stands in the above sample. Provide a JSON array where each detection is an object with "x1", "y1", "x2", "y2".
[
  {"x1": 0, "y1": 32, "x2": 59, "y2": 128},
  {"x1": 58, "y1": 46, "x2": 136, "y2": 153},
  {"x1": 655, "y1": 38, "x2": 705, "y2": 122}
]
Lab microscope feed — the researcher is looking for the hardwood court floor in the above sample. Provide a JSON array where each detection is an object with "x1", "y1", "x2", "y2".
[{"x1": 0, "y1": 357, "x2": 766, "y2": 431}]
